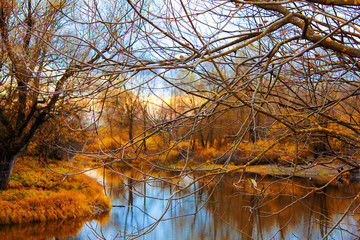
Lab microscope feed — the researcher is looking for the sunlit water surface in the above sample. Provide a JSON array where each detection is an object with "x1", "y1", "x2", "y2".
[{"x1": 1, "y1": 168, "x2": 360, "y2": 240}]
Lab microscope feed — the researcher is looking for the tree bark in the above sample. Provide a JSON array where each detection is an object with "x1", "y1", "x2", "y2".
[
  {"x1": 0, "y1": 153, "x2": 19, "y2": 190},
  {"x1": 129, "y1": 114, "x2": 133, "y2": 144}
]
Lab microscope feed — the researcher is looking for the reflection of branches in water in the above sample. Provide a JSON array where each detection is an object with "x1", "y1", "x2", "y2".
[
  {"x1": 322, "y1": 191, "x2": 360, "y2": 239},
  {"x1": 85, "y1": 167, "x2": 227, "y2": 239},
  {"x1": 88, "y1": 166, "x2": 357, "y2": 238},
  {"x1": 125, "y1": 176, "x2": 218, "y2": 239},
  {"x1": 86, "y1": 221, "x2": 107, "y2": 240},
  {"x1": 79, "y1": 163, "x2": 360, "y2": 239},
  {"x1": 205, "y1": 174, "x2": 360, "y2": 239},
  {"x1": 81, "y1": 167, "x2": 360, "y2": 239},
  {"x1": 317, "y1": 219, "x2": 360, "y2": 239}
]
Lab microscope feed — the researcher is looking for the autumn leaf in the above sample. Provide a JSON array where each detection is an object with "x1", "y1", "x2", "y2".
[
  {"x1": 280, "y1": 30, "x2": 286, "y2": 36},
  {"x1": 180, "y1": 55, "x2": 184, "y2": 59},
  {"x1": 250, "y1": 178, "x2": 257, "y2": 188}
]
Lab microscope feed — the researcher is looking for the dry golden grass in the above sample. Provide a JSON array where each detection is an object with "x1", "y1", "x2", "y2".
[
  {"x1": 80, "y1": 122, "x2": 347, "y2": 169},
  {"x1": 0, "y1": 190, "x2": 91, "y2": 224},
  {"x1": 189, "y1": 139, "x2": 311, "y2": 166},
  {"x1": 0, "y1": 157, "x2": 111, "y2": 225}
]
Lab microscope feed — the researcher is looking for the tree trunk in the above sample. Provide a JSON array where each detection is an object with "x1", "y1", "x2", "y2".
[
  {"x1": 0, "y1": 153, "x2": 19, "y2": 190},
  {"x1": 129, "y1": 114, "x2": 133, "y2": 144},
  {"x1": 143, "y1": 112, "x2": 147, "y2": 152},
  {"x1": 199, "y1": 132, "x2": 205, "y2": 148}
]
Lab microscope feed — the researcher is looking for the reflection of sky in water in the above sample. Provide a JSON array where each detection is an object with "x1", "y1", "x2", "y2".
[
  {"x1": 76, "y1": 178, "x2": 213, "y2": 240},
  {"x1": 71, "y1": 172, "x2": 360, "y2": 240}
]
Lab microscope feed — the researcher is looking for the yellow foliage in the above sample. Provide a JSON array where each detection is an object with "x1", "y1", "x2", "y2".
[
  {"x1": 196, "y1": 146, "x2": 219, "y2": 160},
  {"x1": 160, "y1": 148, "x2": 180, "y2": 163},
  {"x1": 188, "y1": 138, "x2": 311, "y2": 166},
  {"x1": 98, "y1": 135, "x2": 123, "y2": 150}
]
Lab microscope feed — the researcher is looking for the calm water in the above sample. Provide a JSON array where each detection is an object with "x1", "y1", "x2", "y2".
[{"x1": 1, "y1": 169, "x2": 360, "y2": 240}]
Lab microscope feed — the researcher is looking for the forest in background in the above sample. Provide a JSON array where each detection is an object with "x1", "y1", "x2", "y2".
[
  {"x1": 0, "y1": 0, "x2": 359, "y2": 185},
  {"x1": 27, "y1": 67, "x2": 360, "y2": 171},
  {"x1": 1, "y1": 0, "x2": 360, "y2": 237}
]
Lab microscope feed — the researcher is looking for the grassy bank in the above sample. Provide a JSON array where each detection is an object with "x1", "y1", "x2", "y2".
[{"x1": 0, "y1": 157, "x2": 111, "y2": 225}]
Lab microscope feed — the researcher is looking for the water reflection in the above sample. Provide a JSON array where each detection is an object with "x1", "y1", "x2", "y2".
[
  {"x1": 74, "y1": 170, "x2": 360, "y2": 239},
  {"x1": 0, "y1": 215, "x2": 108, "y2": 240},
  {"x1": 1, "y1": 169, "x2": 360, "y2": 239}
]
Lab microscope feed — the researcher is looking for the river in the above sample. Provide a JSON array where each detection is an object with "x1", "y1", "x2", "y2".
[{"x1": 1, "y1": 168, "x2": 360, "y2": 239}]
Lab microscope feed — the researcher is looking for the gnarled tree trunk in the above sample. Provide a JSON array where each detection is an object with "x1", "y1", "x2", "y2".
[{"x1": 0, "y1": 152, "x2": 19, "y2": 190}]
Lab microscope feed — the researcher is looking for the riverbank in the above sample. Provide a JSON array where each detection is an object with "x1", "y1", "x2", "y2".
[
  {"x1": 197, "y1": 162, "x2": 348, "y2": 180},
  {"x1": 163, "y1": 158, "x2": 358, "y2": 186},
  {"x1": 0, "y1": 156, "x2": 111, "y2": 225}
]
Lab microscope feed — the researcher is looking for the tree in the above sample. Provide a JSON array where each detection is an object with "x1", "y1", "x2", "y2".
[
  {"x1": 0, "y1": 0, "x2": 144, "y2": 190},
  {"x1": 129, "y1": 0, "x2": 360, "y2": 161},
  {"x1": 102, "y1": 86, "x2": 144, "y2": 146},
  {"x1": 26, "y1": 114, "x2": 86, "y2": 162},
  {"x1": 1, "y1": 0, "x2": 360, "y2": 237},
  {"x1": 104, "y1": 1, "x2": 360, "y2": 237}
]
